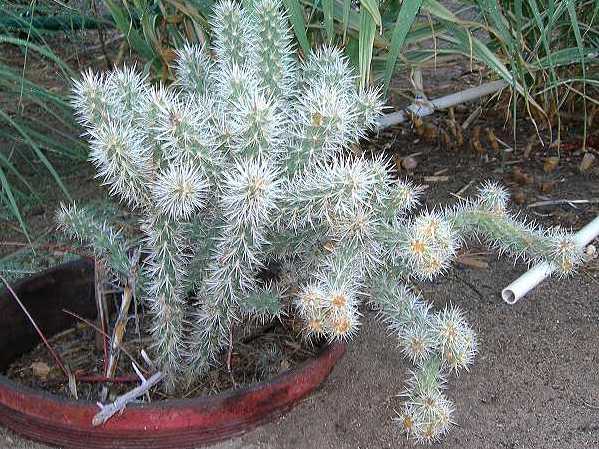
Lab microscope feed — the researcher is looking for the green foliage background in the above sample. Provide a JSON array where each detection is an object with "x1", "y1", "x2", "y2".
[{"x1": 0, "y1": 0, "x2": 596, "y2": 235}]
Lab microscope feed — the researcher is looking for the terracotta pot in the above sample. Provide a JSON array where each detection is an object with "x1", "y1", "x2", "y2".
[{"x1": 0, "y1": 260, "x2": 346, "y2": 449}]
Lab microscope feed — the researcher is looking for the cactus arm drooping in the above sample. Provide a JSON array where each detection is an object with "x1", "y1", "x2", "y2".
[
  {"x1": 449, "y1": 182, "x2": 584, "y2": 274},
  {"x1": 56, "y1": 203, "x2": 134, "y2": 281}
]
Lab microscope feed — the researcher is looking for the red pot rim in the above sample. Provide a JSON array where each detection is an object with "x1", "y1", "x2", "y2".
[{"x1": 0, "y1": 260, "x2": 346, "y2": 449}]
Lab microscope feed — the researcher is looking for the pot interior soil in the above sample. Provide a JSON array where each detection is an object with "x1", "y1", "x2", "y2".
[{"x1": 4, "y1": 314, "x2": 319, "y2": 402}]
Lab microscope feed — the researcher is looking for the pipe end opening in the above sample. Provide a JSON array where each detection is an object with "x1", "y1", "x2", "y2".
[{"x1": 502, "y1": 289, "x2": 517, "y2": 304}]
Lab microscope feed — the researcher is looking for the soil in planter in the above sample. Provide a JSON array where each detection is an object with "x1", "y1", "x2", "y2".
[{"x1": 4, "y1": 315, "x2": 319, "y2": 402}]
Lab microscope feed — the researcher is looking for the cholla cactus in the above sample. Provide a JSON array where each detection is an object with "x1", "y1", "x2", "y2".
[{"x1": 60, "y1": 0, "x2": 586, "y2": 442}]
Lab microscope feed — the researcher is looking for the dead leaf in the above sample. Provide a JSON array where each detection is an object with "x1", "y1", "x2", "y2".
[
  {"x1": 161, "y1": 49, "x2": 177, "y2": 63},
  {"x1": 323, "y1": 241, "x2": 336, "y2": 253},
  {"x1": 513, "y1": 190, "x2": 526, "y2": 205},
  {"x1": 31, "y1": 362, "x2": 51, "y2": 380},
  {"x1": 164, "y1": 14, "x2": 183, "y2": 25},
  {"x1": 512, "y1": 167, "x2": 534, "y2": 185},
  {"x1": 456, "y1": 254, "x2": 489, "y2": 270},
  {"x1": 393, "y1": 154, "x2": 403, "y2": 170},
  {"x1": 280, "y1": 359, "x2": 290, "y2": 372},
  {"x1": 409, "y1": 113, "x2": 423, "y2": 134},
  {"x1": 580, "y1": 153, "x2": 595, "y2": 172},
  {"x1": 440, "y1": 129, "x2": 452, "y2": 150},
  {"x1": 423, "y1": 176, "x2": 449, "y2": 182},
  {"x1": 67, "y1": 366, "x2": 78, "y2": 400},
  {"x1": 471, "y1": 126, "x2": 485, "y2": 154},
  {"x1": 543, "y1": 157, "x2": 560, "y2": 173},
  {"x1": 523, "y1": 142, "x2": 534, "y2": 159},
  {"x1": 421, "y1": 123, "x2": 438, "y2": 142},
  {"x1": 350, "y1": 142, "x2": 364, "y2": 156},
  {"x1": 485, "y1": 128, "x2": 500, "y2": 152},
  {"x1": 539, "y1": 180, "x2": 555, "y2": 193}
]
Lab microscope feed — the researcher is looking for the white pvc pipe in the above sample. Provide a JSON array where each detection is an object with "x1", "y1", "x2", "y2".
[
  {"x1": 502, "y1": 216, "x2": 599, "y2": 304},
  {"x1": 376, "y1": 80, "x2": 508, "y2": 130}
]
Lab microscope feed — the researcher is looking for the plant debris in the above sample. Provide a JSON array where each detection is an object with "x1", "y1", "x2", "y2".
[{"x1": 5, "y1": 316, "x2": 318, "y2": 401}]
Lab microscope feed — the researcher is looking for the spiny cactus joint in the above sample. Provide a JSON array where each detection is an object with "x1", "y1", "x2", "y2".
[{"x1": 61, "y1": 0, "x2": 585, "y2": 443}]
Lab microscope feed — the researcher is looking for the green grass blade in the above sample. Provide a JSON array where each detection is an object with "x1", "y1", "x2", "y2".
[
  {"x1": 421, "y1": 0, "x2": 467, "y2": 24},
  {"x1": 358, "y1": 5, "x2": 376, "y2": 89},
  {"x1": 0, "y1": 107, "x2": 71, "y2": 201},
  {"x1": 382, "y1": 0, "x2": 423, "y2": 92},
  {"x1": 565, "y1": 0, "x2": 588, "y2": 144},
  {"x1": 342, "y1": 0, "x2": 350, "y2": 42},
  {"x1": 0, "y1": 151, "x2": 36, "y2": 197},
  {"x1": 0, "y1": 122, "x2": 86, "y2": 160},
  {"x1": 298, "y1": 0, "x2": 390, "y2": 47},
  {"x1": 104, "y1": 0, "x2": 157, "y2": 63},
  {"x1": 0, "y1": 35, "x2": 76, "y2": 79},
  {"x1": 0, "y1": 165, "x2": 29, "y2": 241},
  {"x1": 360, "y1": 0, "x2": 382, "y2": 28},
  {"x1": 527, "y1": 0, "x2": 560, "y2": 94},
  {"x1": 538, "y1": 77, "x2": 599, "y2": 92},
  {"x1": 282, "y1": 0, "x2": 311, "y2": 54},
  {"x1": 536, "y1": 47, "x2": 598, "y2": 68},
  {"x1": 323, "y1": 0, "x2": 334, "y2": 42},
  {"x1": 445, "y1": 26, "x2": 544, "y2": 110},
  {"x1": 477, "y1": 0, "x2": 515, "y2": 48},
  {"x1": 345, "y1": 34, "x2": 360, "y2": 68},
  {"x1": 0, "y1": 68, "x2": 71, "y2": 109}
]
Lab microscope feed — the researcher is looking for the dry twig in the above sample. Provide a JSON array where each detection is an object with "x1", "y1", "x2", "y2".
[
  {"x1": 93, "y1": 371, "x2": 163, "y2": 426},
  {"x1": 527, "y1": 199, "x2": 599, "y2": 209}
]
